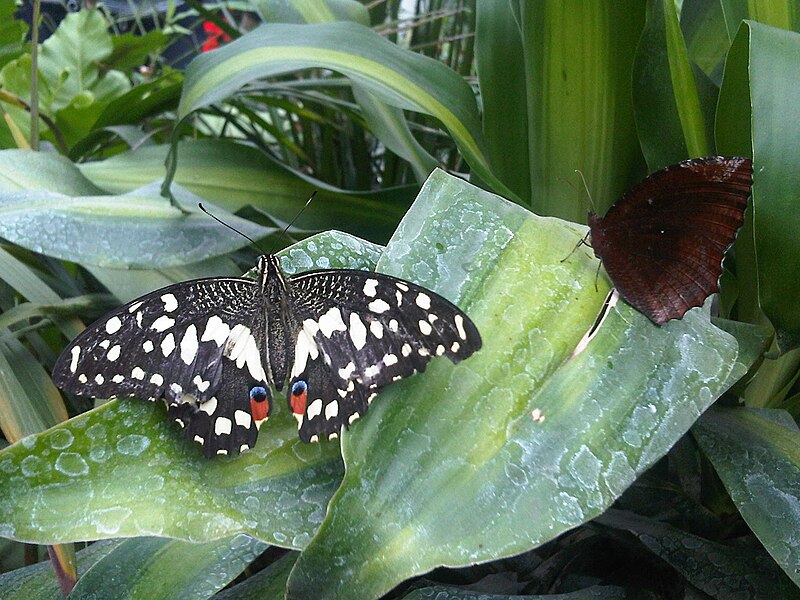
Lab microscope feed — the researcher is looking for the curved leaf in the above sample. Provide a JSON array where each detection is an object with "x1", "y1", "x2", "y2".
[
  {"x1": 598, "y1": 509, "x2": 799, "y2": 598},
  {"x1": 693, "y1": 407, "x2": 800, "y2": 588},
  {"x1": 0, "y1": 183, "x2": 271, "y2": 269},
  {"x1": 70, "y1": 535, "x2": 267, "y2": 600},
  {"x1": 718, "y1": 22, "x2": 800, "y2": 352},
  {"x1": 78, "y1": 140, "x2": 414, "y2": 244},
  {"x1": 286, "y1": 170, "x2": 752, "y2": 600},
  {"x1": 176, "y1": 21, "x2": 514, "y2": 200}
]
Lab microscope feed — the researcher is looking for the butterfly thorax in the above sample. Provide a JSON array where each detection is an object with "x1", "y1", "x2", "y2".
[{"x1": 258, "y1": 255, "x2": 294, "y2": 391}]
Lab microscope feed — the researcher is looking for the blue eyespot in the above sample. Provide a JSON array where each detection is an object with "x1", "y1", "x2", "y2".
[
  {"x1": 249, "y1": 386, "x2": 268, "y2": 402},
  {"x1": 291, "y1": 380, "x2": 307, "y2": 396}
]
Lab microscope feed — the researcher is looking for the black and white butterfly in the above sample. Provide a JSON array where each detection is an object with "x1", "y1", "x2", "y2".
[{"x1": 52, "y1": 255, "x2": 482, "y2": 457}]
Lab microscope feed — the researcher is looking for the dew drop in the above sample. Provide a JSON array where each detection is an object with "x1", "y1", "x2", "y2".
[
  {"x1": 116, "y1": 434, "x2": 151, "y2": 456},
  {"x1": 55, "y1": 452, "x2": 89, "y2": 477}
]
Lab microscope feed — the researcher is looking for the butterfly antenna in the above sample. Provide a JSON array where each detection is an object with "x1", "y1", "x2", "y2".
[
  {"x1": 198, "y1": 203, "x2": 263, "y2": 251},
  {"x1": 269, "y1": 191, "x2": 318, "y2": 254},
  {"x1": 574, "y1": 169, "x2": 596, "y2": 213}
]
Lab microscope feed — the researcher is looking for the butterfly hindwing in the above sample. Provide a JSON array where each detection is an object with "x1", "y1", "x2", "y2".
[
  {"x1": 167, "y1": 355, "x2": 272, "y2": 457},
  {"x1": 285, "y1": 269, "x2": 482, "y2": 439}
]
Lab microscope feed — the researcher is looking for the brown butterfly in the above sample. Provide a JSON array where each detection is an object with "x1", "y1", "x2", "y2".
[{"x1": 588, "y1": 156, "x2": 752, "y2": 325}]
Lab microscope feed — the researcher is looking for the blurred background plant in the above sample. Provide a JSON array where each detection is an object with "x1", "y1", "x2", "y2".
[{"x1": 0, "y1": 1, "x2": 799, "y2": 598}]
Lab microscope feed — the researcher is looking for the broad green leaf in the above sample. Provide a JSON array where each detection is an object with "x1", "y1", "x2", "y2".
[
  {"x1": 474, "y1": 0, "x2": 531, "y2": 201},
  {"x1": 0, "y1": 232, "x2": 377, "y2": 547},
  {"x1": 286, "y1": 170, "x2": 752, "y2": 600},
  {"x1": 633, "y1": 0, "x2": 709, "y2": 171},
  {"x1": 38, "y1": 10, "x2": 129, "y2": 111},
  {"x1": 718, "y1": 22, "x2": 800, "y2": 352},
  {"x1": 0, "y1": 540, "x2": 123, "y2": 600},
  {"x1": 0, "y1": 0, "x2": 26, "y2": 70},
  {"x1": 214, "y1": 552, "x2": 297, "y2": 599},
  {"x1": 0, "y1": 10, "x2": 131, "y2": 147},
  {"x1": 518, "y1": 1, "x2": 645, "y2": 220},
  {"x1": 79, "y1": 139, "x2": 414, "y2": 243},
  {"x1": 70, "y1": 535, "x2": 267, "y2": 600},
  {"x1": 0, "y1": 183, "x2": 271, "y2": 269},
  {"x1": 175, "y1": 21, "x2": 514, "y2": 200},
  {"x1": 0, "y1": 149, "x2": 103, "y2": 194},
  {"x1": 693, "y1": 407, "x2": 800, "y2": 588},
  {"x1": 598, "y1": 509, "x2": 799, "y2": 598}
]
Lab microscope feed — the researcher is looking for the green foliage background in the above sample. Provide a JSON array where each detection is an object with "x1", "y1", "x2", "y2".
[{"x1": 0, "y1": 1, "x2": 799, "y2": 599}]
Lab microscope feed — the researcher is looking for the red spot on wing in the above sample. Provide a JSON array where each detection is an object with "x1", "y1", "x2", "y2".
[
  {"x1": 250, "y1": 397, "x2": 270, "y2": 422},
  {"x1": 290, "y1": 387, "x2": 307, "y2": 416}
]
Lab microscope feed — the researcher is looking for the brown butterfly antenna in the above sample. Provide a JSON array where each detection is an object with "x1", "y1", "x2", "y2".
[{"x1": 574, "y1": 169, "x2": 597, "y2": 213}]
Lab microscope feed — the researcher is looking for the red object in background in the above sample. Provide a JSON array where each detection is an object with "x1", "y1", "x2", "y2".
[{"x1": 202, "y1": 21, "x2": 232, "y2": 52}]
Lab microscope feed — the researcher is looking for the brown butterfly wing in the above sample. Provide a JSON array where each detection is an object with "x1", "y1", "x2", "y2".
[{"x1": 589, "y1": 156, "x2": 752, "y2": 325}]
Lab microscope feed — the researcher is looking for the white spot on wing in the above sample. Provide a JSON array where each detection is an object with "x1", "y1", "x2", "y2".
[
  {"x1": 99, "y1": 340, "x2": 110, "y2": 349},
  {"x1": 307, "y1": 398, "x2": 323, "y2": 419},
  {"x1": 383, "y1": 353, "x2": 398, "y2": 366},
  {"x1": 318, "y1": 307, "x2": 347, "y2": 337},
  {"x1": 94, "y1": 374, "x2": 104, "y2": 385},
  {"x1": 180, "y1": 324, "x2": 199, "y2": 365},
  {"x1": 107, "y1": 345, "x2": 121, "y2": 362},
  {"x1": 401, "y1": 343, "x2": 412, "y2": 357},
  {"x1": 142, "y1": 340, "x2": 154, "y2": 353},
  {"x1": 389, "y1": 319, "x2": 399, "y2": 332},
  {"x1": 419, "y1": 320, "x2": 433, "y2": 335},
  {"x1": 201, "y1": 315, "x2": 230, "y2": 346},
  {"x1": 215, "y1": 416, "x2": 232, "y2": 435},
  {"x1": 78, "y1": 374, "x2": 88, "y2": 383},
  {"x1": 325, "y1": 400, "x2": 339, "y2": 420},
  {"x1": 235, "y1": 410, "x2": 252, "y2": 428},
  {"x1": 69, "y1": 346, "x2": 80, "y2": 373},
  {"x1": 349, "y1": 313, "x2": 367, "y2": 350},
  {"x1": 105, "y1": 316, "x2": 122, "y2": 334},
  {"x1": 200, "y1": 397, "x2": 218, "y2": 415},
  {"x1": 348, "y1": 412, "x2": 360, "y2": 425},
  {"x1": 226, "y1": 325, "x2": 267, "y2": 382},
  {"x1": 338, "y1": 361, "x2": 356, "y2": 380},
  {"x1": 369, "y1": 320, "x2": 383, "y2": 339},
  {"x1": 131, "y1": 367, "x2": 145, "y2": 380},
  {"x1": 363, "y1": 278, "x2": 378, "y2": 297},
  {"x1": 151, "y1": 315, "x2": 175, "y2": 332},
  {"x1": 112, "y1": 374, "x2": 124, "y2": 383},
  {"x1": 193, "y1": 435, "x2": 204, "y2": 444},
  {"x1": 368, "y1": 298, "x2": 391, "y2": 313},
  {"x1": 160, "y1": 293, "x2": 178, "y2": 312},
  {"x1": 128, "y1": 301, "x2": 143, "y2": 313},
  {"x1": 161, "y1": 333, "x2": 175, "y2": 356},
  {"x1": 454, "y1": 314, "x2": 467, "y2": 340},
  {"x1": 193, "y1": 375, "x2": 210, "y2": 392},
  {"x1": 395, "y1": 282, "x2": 409, "y2": 292},
  {"x1": 415, "y1": 292, "x2": 431, "y2": 309},
  {"x1": 150, "y1": 373, "x2": 164, "y2": 386}
]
